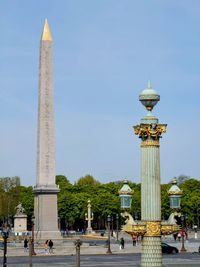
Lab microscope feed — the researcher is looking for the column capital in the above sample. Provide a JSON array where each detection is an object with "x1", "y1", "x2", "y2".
[{"x1": 134, "y1": 123, "x2": 167, "y2": 141}]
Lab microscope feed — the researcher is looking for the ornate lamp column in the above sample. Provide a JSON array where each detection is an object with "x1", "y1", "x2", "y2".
[
  {"x1": 85, "y1": 200, "x2": 94, "y2": 234},
  {"x1": 134, "y1": 81, "x2": 167, "y2": 267}
]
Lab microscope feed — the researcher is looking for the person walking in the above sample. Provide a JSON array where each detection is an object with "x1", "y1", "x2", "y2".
[
  {"x1": 132, "y1": 235, "x2": 137, "y2": 246},
  {"x1": 120, "y1": 237, "x2": 125, "y2": 249},
  {"x1": 48, "y1": 239, "x2": 53, "y2": 254},
  {"x1": 24, "y1": 238, "x2": 28, "y2": 252},
  {"x1": 177, "y1": 232, "x2": 181, "y2": 241},
  {"x1": 44, "y1": 240, "x2": 49, "y2": 254}
]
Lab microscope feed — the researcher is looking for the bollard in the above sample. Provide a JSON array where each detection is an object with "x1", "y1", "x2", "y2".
[
  {"x1": 2, "y1": 229, "x2": 9, "y2": 267},
  {"x1": 29, "y1": 237, "x2": 33, "y2": 267},
  {"x1": 3, "y1": 235, "x2": 7, "y2": 267},
  {"x1": 74, "y1": 239, "x2": 82, "y2": 267}
]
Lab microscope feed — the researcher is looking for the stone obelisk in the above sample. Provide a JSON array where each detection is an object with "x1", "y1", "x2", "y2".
[{"x1": 33, "y1": 20, "x2": 61, "y2": 240}]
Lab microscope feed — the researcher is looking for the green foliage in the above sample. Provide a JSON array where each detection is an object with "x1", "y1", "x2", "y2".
[
  {"x1": 0, "y1": 176, "x2": 21, "y2": 221},
  {"x1": 180, "y1": 179, "x2": 200, "y2": 226},
  {"x1": 172, "y1": 174, "x2": 190, "y2": 185},
  {"x1": 19, "y1": 186, "x2": 34, "y2": 216},
  {"x1": 161, "y1": 184, "x2": 171, "y2": 219},
  {"x1": 76, "y1": 175, "x2": 100, "y2": 187},
  {"x1": 1, "y1": 175, "x2": 200, "y2": 230}
]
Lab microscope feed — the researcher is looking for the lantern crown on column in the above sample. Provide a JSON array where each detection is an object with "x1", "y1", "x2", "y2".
[
  {"x1": 119, "y1": 179, "x2": 133, "y2": 209},
  {"x1": 119, "y1": 179, "x2": 133, "y2": 195},
  {"x1": 168, "y1": 179, "x2": 183, "y2": 195},
  {"x1": 168, "y1": 179, "x2": 183, "y2": 209}
]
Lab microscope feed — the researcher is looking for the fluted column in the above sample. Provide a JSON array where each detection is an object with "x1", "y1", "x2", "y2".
[
  {"x1": 134, "y1": 123, "x2": 166, "y2": 267},
  {"x1": 141, "y1": 141, "x2": 160, "y2": 220}
]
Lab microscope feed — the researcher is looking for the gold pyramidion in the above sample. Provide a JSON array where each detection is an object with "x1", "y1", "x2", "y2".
[{"x1": 41, "y1": 19, "x2": 52, "y2": 41}]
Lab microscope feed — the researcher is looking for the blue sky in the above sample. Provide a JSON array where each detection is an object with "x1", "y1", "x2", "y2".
[{"x1": 0, "y1": 1, "x2": 200, "y2": 186}]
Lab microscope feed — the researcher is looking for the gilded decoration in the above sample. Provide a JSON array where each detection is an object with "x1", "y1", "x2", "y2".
[
  {"x1": 145, "y1": 221, "x2": 161, "y2": 237},
  {"x1": 42, "y1": 19, "x2": 52, "y2": 41},
  {"x1": 161, "y1": 224, "x2": 180, "y2": 235},
  {"x1": 122, "y1": 219, "x2": 180, "y2": 237},
  {"x1": 134, "y1": 123, "x2": 167, "y2": 141},
  {"x1": 141, "y1": 140, "x2": 160, "y2": 147},
  {"x1": 168, "y1": 190, "x2": 183, "y2": 196},
  {"x1": 122, "y1": 223, "x2": 146, "y2": 237}
]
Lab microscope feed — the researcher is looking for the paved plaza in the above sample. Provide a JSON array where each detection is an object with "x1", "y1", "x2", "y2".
[{"x1": 0, "y1": 233, "x2": 200, "y2": 266}]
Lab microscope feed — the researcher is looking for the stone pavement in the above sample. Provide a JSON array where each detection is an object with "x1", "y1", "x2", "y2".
[{"x1": 3, "y1": 234, "x2": 200, "y2": 257}]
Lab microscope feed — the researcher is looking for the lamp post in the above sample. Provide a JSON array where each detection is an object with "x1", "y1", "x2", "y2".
[
  {"x1": 119, "y1": 82, "x2": 180, "y2": 266},
  {"x1": 85, "y1": 200, "x2": 93, "y2": 234},
  {"x1": 134, "y1": 82, "x2": 167, "y2": 267},
  {"x1": 180, "y1": 215, "x2": 187, "y2": 252},
  {"x1": 116, "y1": 214, "x2": 119, "y2": 241},
  {"x1": 31, "y1": 216, "x2": 36, "y2": 255},
  {"x1": 106, "y1": 215, "x2": 112, "y2": 254},
  {"x1": 111, "y1": 216, "x2": 113, "y2": 237},
  {"x1": 2, "y1": 225, "x2": 9, "y2": 267}
]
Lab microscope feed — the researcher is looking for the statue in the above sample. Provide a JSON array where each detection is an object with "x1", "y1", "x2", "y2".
[{"x1": 16, "y1": 203, "x2": 25, "y2": 215}]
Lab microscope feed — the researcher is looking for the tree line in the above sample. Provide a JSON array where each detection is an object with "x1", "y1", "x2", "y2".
[{"x1": 0, "y1": 174, "x2": 199, "y2": 230}]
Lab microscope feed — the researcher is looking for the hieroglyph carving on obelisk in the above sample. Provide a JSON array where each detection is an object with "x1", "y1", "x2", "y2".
[{"x1": 33, "y1": 20, "x2": 61, "y2": 240}]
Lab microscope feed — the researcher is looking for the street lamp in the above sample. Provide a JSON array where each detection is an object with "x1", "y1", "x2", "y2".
[
  {"x1": 106, "y1": 215, "x2": 112, "y2": 254},
  {"x1": 119, "y1": 179, "x2": 133, "y2": 210},
  {"x1": 31, "y1": 216, "x2": 36, "y2": 255},
  {"x1": 180, "y1": 215, "x2": 187, "y2": 252},
  {"x1": 2, "y1": 225, "x2": 9, "y2": 267},
  {"x1": 134, "y1": 82, "x2": 167, "y2": 267},
  {"x1": 116, "y1": 214, "x2": 119, "y2": 241},
  {"x1": 168, "y1": 179, "x2": 182, "y2": 210},
  {"x1": 85, "y1": 200, "x2": 94, "y2": 234}
]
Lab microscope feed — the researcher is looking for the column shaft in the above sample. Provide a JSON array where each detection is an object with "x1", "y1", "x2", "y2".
[{"x1": 141, "y1": 142, "x2": 162, "y2": 267}]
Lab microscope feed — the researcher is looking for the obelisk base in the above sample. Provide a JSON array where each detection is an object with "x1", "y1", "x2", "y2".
[
  {"x1": 34, "y1": 187, "x2": 62, "y2": 240},
  {"x1": 35, "y1": 230, "x2": 62, "y2": 240}
]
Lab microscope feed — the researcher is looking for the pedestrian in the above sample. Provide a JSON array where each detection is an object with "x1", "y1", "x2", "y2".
[
  {"x1": 24, "y1": 238, "x2": 28, "y2": 252},
  {"x1": 44, "y1": 240, "x2": 49, "y2": 254},
  {"x1": 113, "y1": 231, "x2": 116, "y2": 239},
  {"x1": 120, "y1": 237, "x2": 125, "y2": 249},
  {"x1": 173, "y1": 233, "x2": 178, "y2": 242},
  {"x1": 132, "y1": 235, "x2": 137, "y2": 246},
  {"x1": 177, "y1": 232, "x2": 181, "y2": 241},
  {"x1": 48, "y1": 239, "x2": 53, "y2": 254}
]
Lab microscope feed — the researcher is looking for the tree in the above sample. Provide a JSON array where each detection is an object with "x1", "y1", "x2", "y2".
[
  {"x1": 0, "y1": 176, "x2": 21, "y2": 223},
  {"x1": 76, "y1": 175, "x2": 100, "y2": 187},
  {"x1": 19, "y1": 186, "x2": 34, "y2": 217},
  {"x1": 161, "y1": 184, "x2": 171, "y2": 220},
  {"x1": 172, "y1": 175, "x2": 190, "y2": 185},
  {"x1": 180, "y1": 179, "x2": 200, "y2": 227}
]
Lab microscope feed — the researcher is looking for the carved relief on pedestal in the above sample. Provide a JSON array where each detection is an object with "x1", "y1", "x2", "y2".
[{"x1": 145, "y1": 221, "x2": 161, "y2": 237}]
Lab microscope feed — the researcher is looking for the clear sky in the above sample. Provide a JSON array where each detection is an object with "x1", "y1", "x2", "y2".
[{"x1": 0, "y1": 1, "x2": 200, "y2": 186}]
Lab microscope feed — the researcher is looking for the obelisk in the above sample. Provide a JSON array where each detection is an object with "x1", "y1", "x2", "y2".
[{"x1": 33, "y1": 20, "x2": 61, "y2": 240}]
